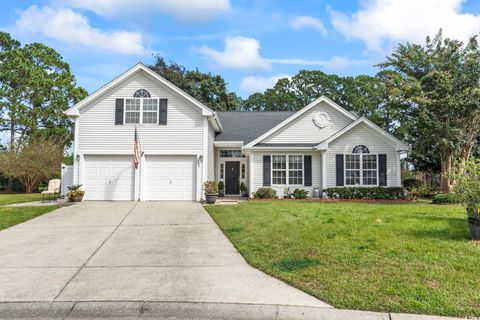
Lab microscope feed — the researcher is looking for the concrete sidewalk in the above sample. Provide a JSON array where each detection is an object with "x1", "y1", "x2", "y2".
[{"x1": 0, "y1": 302, "x2": 461, "y2": 319}]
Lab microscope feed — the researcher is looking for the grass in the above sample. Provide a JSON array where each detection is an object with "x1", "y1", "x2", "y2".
[
  {"x1": 0, "y1": 193, "x2": 44, "y2": 205},
  {"x1": 0, "y1": 206, "x2": 59, "y2": 231},
  {"x1": 205, "y1": 201, "x2": 480, "y2": 317}
]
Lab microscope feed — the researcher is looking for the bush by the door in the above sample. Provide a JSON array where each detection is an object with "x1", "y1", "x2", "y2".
[{"x1": 254, "y1": 187, "x2": 277, "y2": 199}]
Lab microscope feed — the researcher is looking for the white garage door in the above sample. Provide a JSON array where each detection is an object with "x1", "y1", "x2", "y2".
[
  {"x1": 144, "y1": 155, "x2": 196, "y2": 201},
  {"x1": 84, "y1": 155, "x2": 134, "y2": 201}
]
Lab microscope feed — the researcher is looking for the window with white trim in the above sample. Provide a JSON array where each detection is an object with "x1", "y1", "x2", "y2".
[
  {"x1": 220, "y1": 163, "x2": 224, "y2": 179},
  {"x1": 345, "y1": 145, "x2": 377, "y2": 186},
  {"x1": 124, "y1": 89, "x2": 158, "y2": 124},
  {"x1": 288, "y1": 155, "x2": 303, "y2": 185},
  {"x1": 272, "y1": 155, "x2": 287, "y2": 185},
  {"x1": 271, "y1": 155, "x2": 304, "y2": 185},
  {"x1": 241, "y1": 163, "x2": 245, "y2": 179},
  {"x1": 220, "y1": 150, "x2": 244, "y2": 158}
]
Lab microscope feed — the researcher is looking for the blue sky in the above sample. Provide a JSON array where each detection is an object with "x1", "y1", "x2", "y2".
[{"x1": 2, "y1": 0, "x2": 480, "y2": 98}]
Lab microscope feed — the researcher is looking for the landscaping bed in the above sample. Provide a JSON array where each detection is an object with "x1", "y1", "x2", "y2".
[{"x1": 205, "y1": 200, "x2": 480, "y2": 317}]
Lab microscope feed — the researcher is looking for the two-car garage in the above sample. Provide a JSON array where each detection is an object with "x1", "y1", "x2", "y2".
[{"x1": 83, "y1": 155, "x2": 197, "y2": 201}]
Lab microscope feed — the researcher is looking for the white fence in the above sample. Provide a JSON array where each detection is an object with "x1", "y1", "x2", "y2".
[{"x1": 61, "y1": 163, "x2": 74, "y2": 198}]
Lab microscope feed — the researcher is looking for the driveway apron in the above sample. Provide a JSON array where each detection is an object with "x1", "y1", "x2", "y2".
[{"x1": 0, "y1": 201, "x2": 330, "y2": 308}]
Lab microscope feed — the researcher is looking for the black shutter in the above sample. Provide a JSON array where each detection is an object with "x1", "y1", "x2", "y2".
[
  {"x1": 379, "y1": 154, "x2": 387, "y2": 186},
  {"x1": 263, "y1": 155, "x2": 271, "y2": 186},
  {"x1": 115, "y1": 99, "x2": 124, "y2": 125},
  {"x1": 304, "y1": 155, "x2": 312, "y2": 186},
  {"x1": 336, "y1": 154, "x2": 344, "y2": 186},
  {"x1": 159, "y1": 98, "x2": 168, "y2": 125}
]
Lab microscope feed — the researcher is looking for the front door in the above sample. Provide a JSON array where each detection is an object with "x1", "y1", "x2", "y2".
[{"x1": 225, "y1": 161, "x2": 240, "y2": 195}]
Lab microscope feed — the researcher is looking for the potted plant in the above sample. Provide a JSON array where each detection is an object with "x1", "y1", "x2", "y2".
[
  {"x1": 204, "y1": 180, "x2": 218, "y2": 204},
  {"x1": 218, "y1": 181, "x2": 225, "y2": 197},
  {"x1": 240, "y1": 181, "x2": 248, "y2": 197},
  {"x1": 67, "y1": 184, "x2": 85, "y2": 202},
  {"x1": 452, "y1": 159, "x2": 480, "y2": 240}
]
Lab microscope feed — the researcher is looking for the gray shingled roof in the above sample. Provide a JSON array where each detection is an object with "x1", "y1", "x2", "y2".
[{"x1": 215, "y1": 111, "x2": 295, "y2": 144}]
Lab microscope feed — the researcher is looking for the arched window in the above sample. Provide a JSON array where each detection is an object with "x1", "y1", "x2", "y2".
[
  {"x1": 133, "y1": 89, "x2": 151, "y2": 98},
  {"x1": 352, "y1": 145, "x2": 370, "y2": 154}
]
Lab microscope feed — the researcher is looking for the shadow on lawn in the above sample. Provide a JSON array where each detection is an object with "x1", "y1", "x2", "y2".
[{"x1": 404, "y1": 214, "x2": 470, "y2": 241}]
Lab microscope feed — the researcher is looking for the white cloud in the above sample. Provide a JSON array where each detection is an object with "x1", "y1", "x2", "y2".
[
  {"x1": 290, "y1": 16, "x2": 327, "y2": 35},
  {"x1": 240, "y1": 74, "x2": 290, "y2": 94},
  {"x1": 16, "y1": 6, "x2": 145, "y2": 55},
  {"x1": 330, "y1": 0, "x2": 480, "y2": 51},
  {"x1": 62, "y1": 0, "x2": 230, "y2": 22},
  {"x1": 197, "y1": 36, "x2": 271, "y2": 71},
  {"x1": 266, "y1": 56, "x2": 367, "y2": 70}
]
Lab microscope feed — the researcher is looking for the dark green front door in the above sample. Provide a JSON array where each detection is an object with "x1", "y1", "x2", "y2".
[{"x1": 225, "y1": 161, "x2": 240, "y2": 195}]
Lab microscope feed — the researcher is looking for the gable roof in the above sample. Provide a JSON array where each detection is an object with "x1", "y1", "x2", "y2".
[
  {"x1": 243, "y1": 96, "x2": 357, "y2": 148},
  {"x1": 65, "y1": 63, "x2": 222, "y2": 131},
  {"x1": 215, "y1": 111, "x2": 295, "y2": 144},
  {"x1": 315, "y1": 117, "x2": 410, "y2": 151}
]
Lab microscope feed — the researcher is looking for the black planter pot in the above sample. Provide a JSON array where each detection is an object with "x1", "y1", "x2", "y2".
[
  {"x1": 205, "y1": 193, "x2": 218, "y2": 204},
  {"x1": 218, "y1": 190, "x2": 225, "y2": 197},
  {"x1": 468, "y1": 218, "x2": 480, "y2": 240}
]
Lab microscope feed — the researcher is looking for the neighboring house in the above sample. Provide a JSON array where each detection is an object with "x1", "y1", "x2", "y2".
[{"x1": 65, "y1": 63, "x2": 409, "y2": 201}]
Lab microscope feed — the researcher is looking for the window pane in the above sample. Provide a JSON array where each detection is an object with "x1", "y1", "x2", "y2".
[
  {"x1": 288, "y1": 155, "x2": 302, "y2": 169},
  {"x1": 220, "y1": 150, "x2": 243, "y2": 158},
  {"x1": 241, "y1": 164, "x2": 245, "y2": 179},
  {"x1": 345, "y1": 155, "x2": 360, "y2": 169},
  {"x1": 345, "y1": 170, "x2": 360, "y2": 185},
  {"x1": 142, "y1": 112, "x2": 157, "y2": 124},
  {"x1": 362, "y1": 155, "x2": 377, "y2": 169},
  {"x1": 143, "y1": 98, "x2": 158, "y2": 111},
  {"x1": 363, "y1": 170, "x2": 377, "y2": 185},
  {"x1": 126, "y1": 99, "x2": 140, "y2": 110},
  {"x1": 220, "y1": 163, "x2": 224, "y2": 179},
  {"x1": 125, "y1": 111, "x2": 140, "y2": 124},
  {"x1": 272, "y1": 170, "x2": 286, "y2": 184},
  {"x1": 289, "y1": 170, "x2": 303, "y2": 185},
  {"x1": 272, "y1": 155, "x2": 286, "y2": 169}
]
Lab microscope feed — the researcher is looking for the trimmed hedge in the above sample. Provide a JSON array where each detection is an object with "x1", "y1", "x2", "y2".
[
  {"x1": 254, "y1": 187, "x2": 278, "y2": 199},
  {"x1": 292, "y1": 188, "x2": 308, "y2": 199},
  {"x1": 432, "y1": 193, "x2": 461, "y2": 204},
  {"x1": 324, "y1": 187, "x2": 405, "y2": 200}
]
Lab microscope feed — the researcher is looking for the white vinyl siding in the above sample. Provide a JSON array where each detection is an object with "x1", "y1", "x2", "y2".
[
  {"x1": 77, "y1": 72, "x2": 204, "y2": 154},
  {"x1": 251, "y1": 151, "x2": 321, "y2": 196},
  {"x1": 325, "y1": 123, "x2": 400, "y2": 187},
  {"x1": 261, "y1": 101, "x2": 353, "y2": 144}
]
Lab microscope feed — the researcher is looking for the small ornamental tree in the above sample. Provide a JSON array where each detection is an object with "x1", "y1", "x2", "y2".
[
  {"x1": 0, "y1": 137, "x2": 63, "y2": 192},
  {"x1": 452, "y1": 159, "x2": 480, "y2": 222}
]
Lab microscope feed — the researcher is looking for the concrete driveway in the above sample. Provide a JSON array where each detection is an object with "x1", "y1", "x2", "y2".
[{"x1": 0, "y1": 201, "x2": 329, "y2": 308}]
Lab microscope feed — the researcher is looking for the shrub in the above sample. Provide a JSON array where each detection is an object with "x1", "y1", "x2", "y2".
[
  {"x1": 292, "y1": 188, "x2": 308, "y2": 199},
  {"x1": 323, "y1": 187, "x2": 405, "y2": 200},
  {"x1": 204, "y1": 180, "x2": 218, "y2": 193},
  {"x1": 217, "y1": 181, "x2": 224, "y2": 191},
  {"x1": 403, "y1": 178, "x2": 423, "y2": 191},
  {"x1": 240, "y1": 181, "x2": 247, "y2": 192},
  {"x1": 432, "y1": 193, "x2": 461, "y2": 204},
  {"x1": 452, "y1": 159, "x2": 480, "y2": 221},
  {"x1": 254, "y1": 187, "x2": 277, "y2": 199}
]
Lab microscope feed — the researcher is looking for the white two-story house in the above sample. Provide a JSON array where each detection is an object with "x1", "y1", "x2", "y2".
[{"x1": 65, "y1": 63, "x2": 409, "y2": 201}]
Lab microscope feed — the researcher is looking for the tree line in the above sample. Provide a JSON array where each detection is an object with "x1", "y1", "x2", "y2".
[{"x1": 1, "y1": 30, "x2": 479, "y2": 193}]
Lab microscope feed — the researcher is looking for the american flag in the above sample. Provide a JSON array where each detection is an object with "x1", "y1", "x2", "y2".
[{"x1": 133, "y1": 126, "x2": 140, "y2": 169}]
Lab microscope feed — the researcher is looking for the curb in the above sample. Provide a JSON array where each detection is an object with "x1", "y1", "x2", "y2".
[{"x1": 0, "y1": 302, "x2": 462, "y2": 319}]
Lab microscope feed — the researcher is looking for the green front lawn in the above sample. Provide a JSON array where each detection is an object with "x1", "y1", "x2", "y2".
[
  {"x1": 0, "y1": 193, "x2": 44, "y2": 205},
  {"x1": 0, "y1": 206, "x2": 59, "y2": 231},
  {"x1": 206, "y1": 201, "x2": 480, "y2": 317}
]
